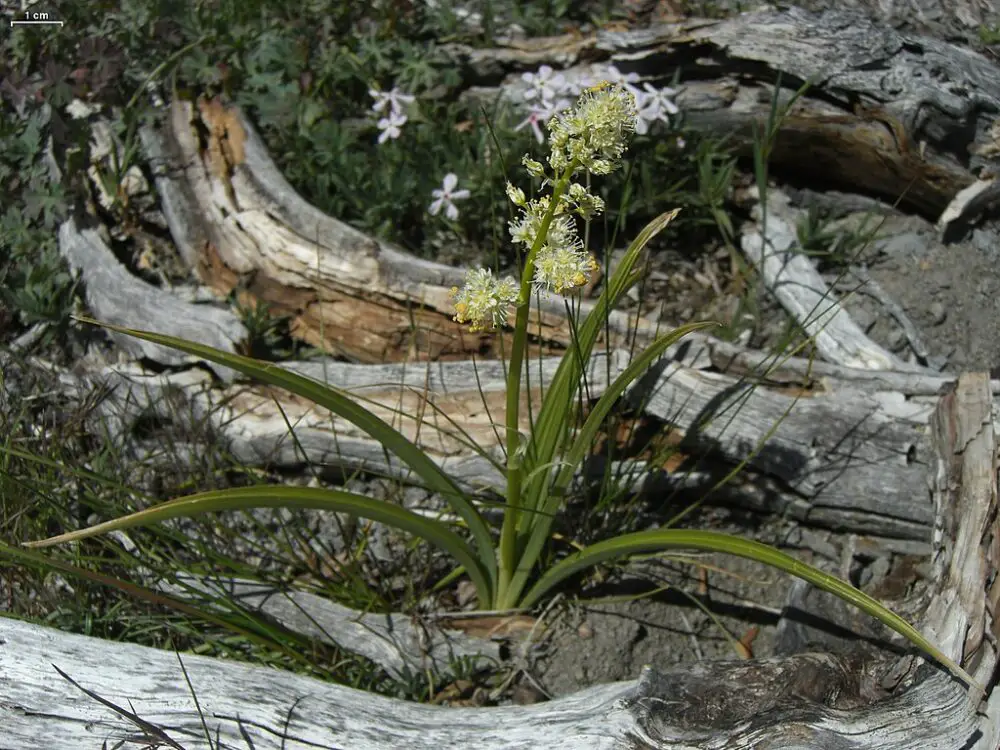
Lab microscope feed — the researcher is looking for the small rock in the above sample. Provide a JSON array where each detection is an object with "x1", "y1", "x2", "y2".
[
  {"x1": 928, "y1": 301, "x2": 946, "y2": 326},
  {"x1": 577, "y1": 622, "x2": 593, "y2": 640},
  {"x1": 886, "y1": 328, "x2": 907, "y2": 352},
  {"x1": 511, "y1": 683, "x2": 545, "y2": 705},
  {"x1": 849, "y1": 305, "x2": 877, "y2": 333}
]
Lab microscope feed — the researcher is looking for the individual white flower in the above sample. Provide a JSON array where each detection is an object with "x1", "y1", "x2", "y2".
[
  {"x1": 369, "y1": 86, "x2": 415, "y2": 116},
  {"x1": 377, "y1": 110, "x2": 408, "y2": 143},
  {"x1": 566, "y1": 181, "x2": 605, "y2": 220},
  {"x1": 506, "y1": 182, "x2": 527, "y2": 207},
  {"x1": 635, "y1": 83, "x2": 679, "y2": 135},
  {"x1": 522, "y1": 65, "x2": 567, "y2": 103},
  {"x1": 522, "y1": 155, "x2": 546, "y2": 179},
  {"x1": 429, "y1": 173, "x2": 471, "y2": 221},
  {"x1": 450, "y1": 268, "x2": 520, "y2": 332},
  {"x1": 508, "y1": 196, "x2": 557, "y2": 250}
]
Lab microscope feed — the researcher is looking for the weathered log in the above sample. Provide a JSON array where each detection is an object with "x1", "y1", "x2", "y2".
[
  {"x1": 739, "y1": 187, "x2": 924, "y2": 372},
  {"x1": 18, "y1": 329, "x2": 944, "y2": 542},
  {"x1": 58, "y1": 219, "x2": 246, "y2": 375},
  {"x1": 153, "y1": 571, "x2": 504, "y2": 682},
  {"x1": 457, "y1": 8, "x2": 1000, "y2": 218},
  {"x1": 2, "y1": 373, "x2": 997, "y2": 749}
]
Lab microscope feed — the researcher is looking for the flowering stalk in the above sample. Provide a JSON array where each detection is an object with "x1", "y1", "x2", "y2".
[
  {"x1": 498, "y1": 165, "x2": 575, "y2": 600},
  {"x1": 486, "y1": 81, "x2": 638, "y2": 606}
]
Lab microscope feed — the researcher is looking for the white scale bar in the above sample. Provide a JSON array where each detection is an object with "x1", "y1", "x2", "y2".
[{"x1": 10, "y1": 20, "x2": 64, "y2": 26}]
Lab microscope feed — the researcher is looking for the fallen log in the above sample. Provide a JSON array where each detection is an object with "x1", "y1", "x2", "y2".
[{"x1": 2, "y1": 372, "x2": 997, "y2": 749}]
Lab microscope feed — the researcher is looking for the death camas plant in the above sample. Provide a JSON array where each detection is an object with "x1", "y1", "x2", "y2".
[{"x1": 27, "y1": 84, "x2": 975, "y2": 690}]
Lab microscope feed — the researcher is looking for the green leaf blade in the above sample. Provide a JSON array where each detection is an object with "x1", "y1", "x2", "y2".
[
  {"x1": 25, "y1": 485, "x2": 493, "y2": 606},
  {"x1": 73, "y1": 318, "x2": 497, "y2": 589},
  {"x1": 520, "y1": 529, "x2": 980, "y2": 692},
  {"x1": 504, "y1": 321, "x2": 715, "y2": 603}
]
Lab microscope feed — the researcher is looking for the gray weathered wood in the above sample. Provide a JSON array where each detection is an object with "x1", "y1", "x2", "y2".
[
  {"x1": 154, "y1": 572, "x2": 503, "y2": 682},
  {"x1": 58, "y1": 220, "x2": 246, "y2": 376},
  {"x1": 740, "y1": 188, "x2": 924, "y2": 372},
  {"x1": 2, "y1": 373, "x2": 996, "y2": 749}
]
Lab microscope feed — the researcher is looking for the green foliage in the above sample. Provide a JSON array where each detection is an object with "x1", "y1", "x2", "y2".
[
  {"x1": 0, "y1": 106, "x2": 74, "y2": 327},
  {"x1": 979, "y1": 23, "x2": 1000, "y2": 45}
]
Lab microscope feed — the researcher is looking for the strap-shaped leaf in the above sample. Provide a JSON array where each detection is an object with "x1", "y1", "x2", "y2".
[
  {"x1": 504, "y1": 321, "x2": 715, "y2": 605},
  {"x1": 73, "y1": 318, "x2": 497, "y2": 594},
  {"x1": 519, "y1": 528, "x2": 980, "y2": 693},
  {"x1": 25, "y1": 485, "x2": 493, "y2": 605}
]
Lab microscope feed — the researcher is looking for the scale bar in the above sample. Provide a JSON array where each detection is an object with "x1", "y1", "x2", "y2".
[{"x1": 10, "y1": 20, "x2": 64, "y2": 26}]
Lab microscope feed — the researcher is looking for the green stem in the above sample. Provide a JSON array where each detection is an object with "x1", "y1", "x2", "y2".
[{"x1": 496, "y1": 165, "x2": 574, "y2": 608}]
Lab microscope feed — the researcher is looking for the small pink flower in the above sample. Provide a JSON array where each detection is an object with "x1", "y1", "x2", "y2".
[
  {"x1": 429, "y1": 173, "x2": 471, "y2": 221},
  {"x1": 515, "y1": 101, "x2": 566, "y2": 144}
]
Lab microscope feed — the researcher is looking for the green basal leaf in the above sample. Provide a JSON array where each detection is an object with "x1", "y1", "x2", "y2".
[
  {"x1": 25, "y1": 485, "x2": 493, "y2": 606},
  {"x1": 518, "y1": 529, "x2": 980, "y2": 693},
  {"x1": 71, "y1": 318, "x2": 497, "y2": 594},
  {"x1": 504, "y1": 320, "x2": 715, "y2": 605}
]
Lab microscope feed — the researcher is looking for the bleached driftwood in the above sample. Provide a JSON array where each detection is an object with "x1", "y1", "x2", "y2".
[
  {"x1": 19, "y1": 332, "x2": 941, "y2": 543},
  {"x1": 153, "y1": 572, "x2": 504, "y2": 682},
  {"x1": 739, "y1": 187, "x2": 924, "y2": 372},
  {"x1": 59, "y1": 219, "x2": 246, "y2": 374},
  {"x1": 3, "y1": 372, "x2": 997, "y2": 749}
]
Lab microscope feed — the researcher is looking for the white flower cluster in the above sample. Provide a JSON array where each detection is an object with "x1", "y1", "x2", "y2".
[
  {"x1": 450, "y1": 83, "x2": 638, "y2": 332},
  {"x1": 370, "y1": 86, "x2": 415, "y2": 144},
  {"x1": 450, "y1": 268, "x2": 519, "y2": 333},
  {"x1": 516, "y1": 64, "x2": 679, "y2": 143}
]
